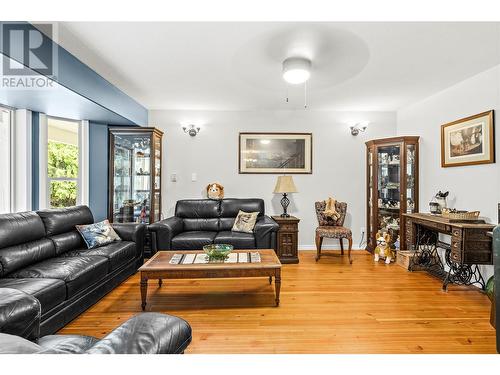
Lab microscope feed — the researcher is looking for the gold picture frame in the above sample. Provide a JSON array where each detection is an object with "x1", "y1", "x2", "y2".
[
  {"x1": 239, "y1": 132, "x2": 313, "y2": 174},
  {"x1": 441, "y1": 110, "x2": 495, "y2": 167}
]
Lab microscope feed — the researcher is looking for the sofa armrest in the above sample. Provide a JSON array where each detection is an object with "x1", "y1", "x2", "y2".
[
  {"x1": 0, "y1": 288, "x2": 41, "y2": 341},
  {"x1": 111, "y1": 223, "x2": 146, "y2": 256},
  {"x1": 148, "y1": 217, "x2": 184, "y2": 250},
  {"x1": 254, "y1": 215, "x2": 279, "y2": 249},
  {"x1": 85, "y1": 312, "x2": 192, "y2": 354}
]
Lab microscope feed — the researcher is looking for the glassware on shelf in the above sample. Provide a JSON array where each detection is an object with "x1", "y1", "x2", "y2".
[
  {"x1": 109, "y1": 128, "x2": 163, "y2": 224},
  {"x1": 365, "y1": 137, "x2": 419, "y2": 253}
]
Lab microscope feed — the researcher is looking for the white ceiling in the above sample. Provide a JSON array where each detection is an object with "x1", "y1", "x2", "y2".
[{"x1": 57, "y1": 22, "x2": 500, "y2": 111}]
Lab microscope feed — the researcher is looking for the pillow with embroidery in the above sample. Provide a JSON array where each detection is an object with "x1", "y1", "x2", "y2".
[
  {"x1": 76, "y1": 219, "x2": 121, "y2": 249},
  {"x1": 231, "y1": 210, "x2": 259, "y2": 233}
]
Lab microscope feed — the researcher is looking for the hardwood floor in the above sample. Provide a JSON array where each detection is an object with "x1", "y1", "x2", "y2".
[{"x1": 59, "y1": 250, "x2": 496, "y2": 353}]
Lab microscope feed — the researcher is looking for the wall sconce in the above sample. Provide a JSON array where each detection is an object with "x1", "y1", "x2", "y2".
[
  {"x1": 349, "y1": 122, "x2": 369, "y2": 136},
  {"x1": 182, "y1": 124, "x2": 201, "y2": 137}
]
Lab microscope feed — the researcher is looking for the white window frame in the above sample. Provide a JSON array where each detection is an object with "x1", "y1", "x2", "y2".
[
  {"x1": 13, "y1": 109, "x2": 32, "y2": 212},
  {"x1": 39, "y1": 115, "x2": 89, "y2": 209}
]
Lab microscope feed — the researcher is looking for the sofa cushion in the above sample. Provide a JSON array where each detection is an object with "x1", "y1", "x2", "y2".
[
  {"x1": 49, "y1": 230, "x2": 86, "y2": 256},
  {"x1": 232, "y1": 210, "x2": 259, "y2": 233},
  {"x1": 0, "y1": 333, "x2": 43, "y2": 354},
  {"x1": 0, "y1": 239, "x2": 56, "y2": 277},
  {"x1": 38, "y1": 335, "x2": 99, "y2": 353},
  {"x1": 10, "y1": 256, "x2": 109, "y2": 298},
  {"x1": 0, "y1": 278, "x2": 66, "y2": 313},
  {"x1": 175, "y1": 199, "x2": 219, "y2": 219},
  {"x1": 76, "y1": 219, "x2": 121, "y2": 249},
  {"x1": 64, "y1": 241, "x2": 137, "y2": 271},
  {"x1": 219, "y1": 199, "x2": 264, "y2": 231},
  {"x1": 171, "y1": 231, "x2": 217, "y2": 250},
  {"x1": 0, "y1": 288, "x2": 41, "y2": 341},
  {"x1": 37, "y1": 205, "x2": 94, "y2": 236},
  {"x1": 0, "y1": 211, "x2": 46, "y2": 249},
  {"x1": 183, "y1": 218, "x2": 219, "y2": 232},
  {"x1": 214, "y1": 231, "x2": 256, "y2": 249},
  {"x1": 220, "y1": 198, "x2": 264, "y2": 218}
]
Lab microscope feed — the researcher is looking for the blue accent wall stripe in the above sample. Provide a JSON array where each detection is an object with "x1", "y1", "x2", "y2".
[
  {"x1": 0, "y1": 21, "x2": 148, "y2": 126},
  {"x1": 89, "y1": 122, "x2": 109, "y2": 221}
]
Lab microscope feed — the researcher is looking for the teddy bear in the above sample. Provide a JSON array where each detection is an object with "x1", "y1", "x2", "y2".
[
  {"x1": 374, "y1": 232, "x2": 395, "y2": 264},
  {"x1": 206, "y1": 182, "x2": 224, "y2": 200}
]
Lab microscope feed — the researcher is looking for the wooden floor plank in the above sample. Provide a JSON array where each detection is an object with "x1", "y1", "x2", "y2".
[{"x1": 59, "y1": 250, "x2": 496, "y2": 353}]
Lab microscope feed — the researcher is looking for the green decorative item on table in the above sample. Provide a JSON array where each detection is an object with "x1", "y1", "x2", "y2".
[{"x1": 203, "y1": 244, "x2": 233, "y2": 261}]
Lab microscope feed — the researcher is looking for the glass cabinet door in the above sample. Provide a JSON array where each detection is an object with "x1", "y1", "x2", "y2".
[
  {"x1": 112, "y1": 133, "x2": 152, "y2": 224},
  {"x1": 405, "y1": 144, "x2": 417, "y2": 214},
  {"x1": 152, "y1": 133, "x2": 162, "y2": 222},
  {"x1": 376, "y1": 144, "x2": 401, "y2": 243},
  {"x1": 367, "y1": 148, "x2": 374, "y2": 248}
]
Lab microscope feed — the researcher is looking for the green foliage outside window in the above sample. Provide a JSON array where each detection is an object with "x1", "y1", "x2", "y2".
[{"x1": 48, "y1": 141, "x2": 78, "y2": 208}]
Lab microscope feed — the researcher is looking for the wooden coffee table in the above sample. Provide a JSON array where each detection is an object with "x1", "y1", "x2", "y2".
[{"x1": 138, "y1": 249, "x2": 282, "y2": 310}]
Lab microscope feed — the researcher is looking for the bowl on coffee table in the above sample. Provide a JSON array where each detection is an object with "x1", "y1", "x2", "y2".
[{"x1": 203, "y1": 244, "x2": 233, "y2": 261}]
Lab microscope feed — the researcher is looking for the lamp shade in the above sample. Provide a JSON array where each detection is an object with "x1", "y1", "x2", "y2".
[{"x1": 273, "y1": 176, "x2": 298, "y2": 194}]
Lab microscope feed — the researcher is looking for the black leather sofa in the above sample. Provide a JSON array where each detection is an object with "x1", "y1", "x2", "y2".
[
  {"x1": 0, "y1": 205, "x2": 145, "y2": 336},
  {"x1": 149, "y1": 198, "x2": 279, "y2": 251},
  {"x1": 0, "y1": 288, "x2": 191, "y2": 354}
]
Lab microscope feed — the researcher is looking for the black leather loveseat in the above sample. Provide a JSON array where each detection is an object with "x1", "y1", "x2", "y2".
[
  {"x1": 0, "y1": 288, "x2": 192, "y2": 354},
  {"x1": 149, "y1": 198, "x2": 278, "y2": 251},
  {"x1": 0, "y1": 205, "x2": 145, "y2": 336}
]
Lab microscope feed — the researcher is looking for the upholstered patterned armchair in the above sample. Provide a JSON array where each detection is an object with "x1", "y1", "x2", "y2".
[{"x1": 314, "y1": 201, "x2": 353, "y2": 263}]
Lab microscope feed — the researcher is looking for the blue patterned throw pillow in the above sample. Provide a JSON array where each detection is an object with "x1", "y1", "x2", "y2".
[{"x1": 76, "y1": 219, "x2": 121, "y2": 249}]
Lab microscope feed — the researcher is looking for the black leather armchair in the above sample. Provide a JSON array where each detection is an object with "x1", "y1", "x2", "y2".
[
  {"x1": 0, "y1": 288, "x2": 192, "y2": 354},
  {"x1": 149, "y1": 198, "x2": 279, "y2": 251}
]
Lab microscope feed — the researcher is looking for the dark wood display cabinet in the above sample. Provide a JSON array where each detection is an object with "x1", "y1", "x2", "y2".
[
  {"x1": 272, "y1": 215, "x2": 300, "y2": 264},
  {"x1": 365, "y1": 136, "x2": 419, "y2": 252},
  {"x1": 108, "y1": 127, "x2": 163, "y2": 225}
]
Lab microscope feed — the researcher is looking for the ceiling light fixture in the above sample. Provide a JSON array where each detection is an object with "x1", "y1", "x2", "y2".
[{"x1": 282, "y1": 57, "x2": 311, "y2": 85}]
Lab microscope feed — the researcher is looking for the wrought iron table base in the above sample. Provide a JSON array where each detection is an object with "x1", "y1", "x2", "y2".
[{"x1": 409, "y1": 225, "x2": 486, "y2": 291}]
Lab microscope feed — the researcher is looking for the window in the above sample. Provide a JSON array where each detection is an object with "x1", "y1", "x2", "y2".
[
  {"x1": 0, "y1": 106, "x2": 13, "y2": 213},
  {"x1": 47, "y1": 117, "x2": 79, "y2": 208}
]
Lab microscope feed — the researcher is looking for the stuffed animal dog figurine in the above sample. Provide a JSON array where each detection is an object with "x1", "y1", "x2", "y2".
[
  {"x1": 374, "y1": 232, "x2": 395, "y2": 264},
  {"x1": 206, "y1": 182, "x2": 224, "y2": 200},
  {"x1": 323, "y1": 197, "x2": 340, "y2": 221}
]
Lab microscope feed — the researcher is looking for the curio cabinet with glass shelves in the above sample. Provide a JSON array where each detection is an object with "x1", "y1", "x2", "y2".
[
  {"x1": 365, "y1": 136, "x2": 419, "y2": 252},
  {"x1": 108, "y1": 127, "x2": 163, "y2": 224}
]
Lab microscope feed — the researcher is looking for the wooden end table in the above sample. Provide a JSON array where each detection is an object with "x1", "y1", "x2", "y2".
[
  {"x1": 272, "y1": 215, "x2": 300, "y2": 264},
  {"x1": 138, "y1": 249, "x2": 282, "y2": 310}
]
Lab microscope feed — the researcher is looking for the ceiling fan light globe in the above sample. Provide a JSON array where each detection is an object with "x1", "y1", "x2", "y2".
[
  {"x1": 282, "y1": 57, "x2": 312, "y2": 85},
  {"x1": 283, "y1": 69, "x2": 310, "y2": 84}
]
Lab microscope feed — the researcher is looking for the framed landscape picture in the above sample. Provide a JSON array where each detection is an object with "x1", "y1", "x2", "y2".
[
  {"x1": 441, "y1": 110, "x2": 495, "y2": 167},
  {"x1": 239, "y1": 132, "x2": 313, "y2": 174}
]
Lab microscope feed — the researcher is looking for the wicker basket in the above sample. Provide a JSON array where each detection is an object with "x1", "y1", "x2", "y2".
[
  {"x1": 396, "y1": 251, "x2": 414, "y2": 270},
  {"x1": 441, "y1": 209, "x2": 480, "y2": 221}
]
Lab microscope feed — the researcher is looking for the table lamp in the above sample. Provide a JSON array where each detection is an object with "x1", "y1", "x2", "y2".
[{"x1": 273, "y1": 176, "x2": 298, "y2": 217}]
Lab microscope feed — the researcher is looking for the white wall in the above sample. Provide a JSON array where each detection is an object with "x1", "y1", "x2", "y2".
[
  {"x1": 397, "y1": 65, "x2": 500, "y2": 223},
  {"x1": 397, "y1": 65, "x2": 500, "y2": 280},
  {"x1": 150, "y1": 110, "x2": 397, "y2": 249}
]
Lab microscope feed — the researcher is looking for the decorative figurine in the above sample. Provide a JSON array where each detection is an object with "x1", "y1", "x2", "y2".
[
  {"x1": 394, "y1": 235, "x2": 400, "y2": 250},
  {"x1": 434, "y1": 191, "x2": 449, "y2": 213},
  {"x1": 206, "y1": 182, "x2": 225, "y2": 200},
  {"x1": 323, "y1": 197, "x2": 341, "y2": 221},
  {"x1": 374, "y1": 232, "x2": 395, "y2": 264}
]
